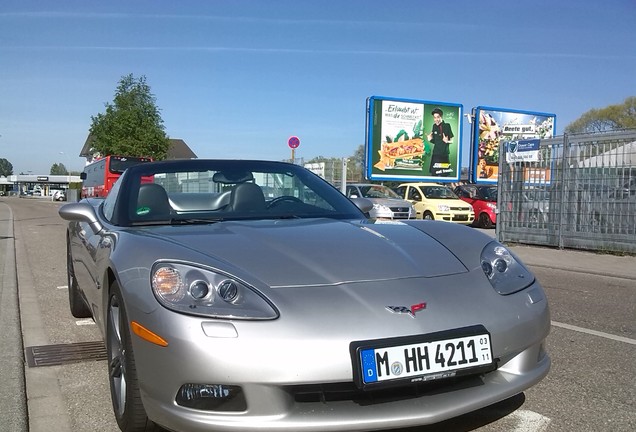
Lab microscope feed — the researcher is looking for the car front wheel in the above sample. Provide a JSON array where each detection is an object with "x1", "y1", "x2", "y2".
[
  {"x1": 478, "y1": 212, "x2": 493, "y2": 228},
  {"x1": 423, "y1": 211, "x2": 434, "y2": 220},
  {"x1": 107, "y1": 281, "x2": 158, "y2": 432}
]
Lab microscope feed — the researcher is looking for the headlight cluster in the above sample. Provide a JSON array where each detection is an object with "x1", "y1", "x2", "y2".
[
  {"x1": 480, "y1": 242, "x2": 534, "y2": 295},
  {"x1": 151, "y1": 263, "x2": 278, "y2": 319}
]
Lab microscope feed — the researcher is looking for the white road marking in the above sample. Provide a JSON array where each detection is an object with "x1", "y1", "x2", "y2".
[
  {"x1": 552, "y1": 321, "x2": 636, "y2": 345},
  {"x1": 75, "y1": 319, "x2": 95, "y2": 326},
  {"x1": 508, "y1": 409, "x2": 551, "y2": 432},
  {"x1": 57, "y1": 285, "x2": 68, "y2": 289}
]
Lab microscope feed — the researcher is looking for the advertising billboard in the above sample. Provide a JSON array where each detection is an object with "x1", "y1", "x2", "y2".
[
  {"x1": 366, "y1": 96, "x2": 463, "y2": 182},
  {"x1": 472, "y1": 106, "x2": 556, "y2": 184}
]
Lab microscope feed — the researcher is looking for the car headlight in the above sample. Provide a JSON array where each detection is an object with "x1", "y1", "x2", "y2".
[
  {"x1": 151, "y1": 262, "x2": 278, "y2": 320},
  {"x1": 437, "y1": 204, "x2": 450, "y2": 212},
  {"x1": 480, "y1": 242, "x2": 534, "y2": 295}
]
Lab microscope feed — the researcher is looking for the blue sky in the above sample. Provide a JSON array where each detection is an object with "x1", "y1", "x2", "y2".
[{"x1": 1, "y1": 0, "x2": 635, "y2": 175}]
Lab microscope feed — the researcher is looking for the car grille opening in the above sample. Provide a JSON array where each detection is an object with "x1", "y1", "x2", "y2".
[{"x1": 287, "y1": 374, "x2": 486, "y2": 406}]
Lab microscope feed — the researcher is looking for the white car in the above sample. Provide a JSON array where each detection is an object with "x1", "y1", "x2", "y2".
[
  {"x1": 346, "y1": 183, "x2": 415, "y2": 219},
  {"x1": 52, "y1": 190, "x2": 66, "y2": 201}
]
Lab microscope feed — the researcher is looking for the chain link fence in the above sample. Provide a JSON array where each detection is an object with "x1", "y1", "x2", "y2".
[{"x1": 496, "y1": 129, "x2": 636, "y2": 254}]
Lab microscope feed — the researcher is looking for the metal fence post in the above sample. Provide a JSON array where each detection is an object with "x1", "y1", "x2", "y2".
[{"x1": 558, "y1": 134, "x2": 569, "y2": 249}]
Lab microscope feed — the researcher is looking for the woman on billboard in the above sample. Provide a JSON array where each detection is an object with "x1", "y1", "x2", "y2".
[{"x1": 427, "y1": 108, "x2": 454, "y2": 177}]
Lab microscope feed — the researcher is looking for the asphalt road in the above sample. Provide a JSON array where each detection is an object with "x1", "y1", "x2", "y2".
[{"x1": 1, "y1": 197, "x2": 634, "y2": 432}]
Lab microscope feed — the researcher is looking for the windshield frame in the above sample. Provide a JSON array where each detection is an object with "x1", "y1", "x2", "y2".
[{"x1": 105, "y1": 159, "x2": 367, "y2": 227}]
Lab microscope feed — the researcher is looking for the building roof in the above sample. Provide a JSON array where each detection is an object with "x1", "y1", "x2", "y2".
[
  {"x1": 79, "y1": 135, "x2": 197, "y2": 161},
  {"x1": 166, "y1": 139, "x2": 197, "y2": 160},
  {"x1": 577, "y1": 141, "x2": 636, "y2": 168}
]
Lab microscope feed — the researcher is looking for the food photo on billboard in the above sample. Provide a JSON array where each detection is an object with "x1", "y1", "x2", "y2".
[
  {"x1": 471, "y1": 106, "x2": 556, "y2": 184},
  {"x1": 366, "y1": 96, "x2": 463, "y2": 182}
]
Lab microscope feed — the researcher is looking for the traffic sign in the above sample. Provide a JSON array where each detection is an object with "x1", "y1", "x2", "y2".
[{"x1": 288, "y1": 136, "x2": 300, "y2": 149}]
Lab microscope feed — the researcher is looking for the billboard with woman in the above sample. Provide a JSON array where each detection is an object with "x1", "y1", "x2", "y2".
[{"x1": 366, "y1": 96, "x2": 463, "y2": 182}]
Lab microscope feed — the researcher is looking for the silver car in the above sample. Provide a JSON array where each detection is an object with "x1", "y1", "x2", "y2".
[
  {"x1": 59, "y1": 159, "x2": 550, "y2": 432},
  {"x1": 345, "y1": 183, "x2": 415, "y2": 219}
]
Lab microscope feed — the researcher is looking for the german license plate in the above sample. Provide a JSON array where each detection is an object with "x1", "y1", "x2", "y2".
[{"x1": 352, "y1": 326, "x2": 494, "y2": 388}]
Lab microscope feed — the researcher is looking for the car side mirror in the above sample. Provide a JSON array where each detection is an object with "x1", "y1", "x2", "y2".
[
  {"x1": 59, "y1": 202, "x2": 103, "y2": 234},
  {"x1": 80, "y1": 172, "x2": 87, "y2": 180},
  {"x1": 350, "y1": 197, "x2": 374, "y2": 214}
]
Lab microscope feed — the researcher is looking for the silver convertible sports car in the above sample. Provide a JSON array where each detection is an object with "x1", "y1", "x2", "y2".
[{"x1": 59, "y1": 159, "x2": 550, "y2": 432}]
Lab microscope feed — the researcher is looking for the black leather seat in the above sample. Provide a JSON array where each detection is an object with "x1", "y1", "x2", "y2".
[
  {"x1": 136, "y1": 183, "x2": 172, "y2": 219},
  {"x1": 229, "y1": 183, "x2": 266, "y2": 212}
]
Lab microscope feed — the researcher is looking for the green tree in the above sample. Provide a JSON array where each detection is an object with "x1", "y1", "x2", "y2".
[
  {"x1": 0, "y1": 158, "x2": 13, "y2": 176},
  {"x1": 348, "y1": 144, "x2": 366, "y2": 182},
  {"x1": 89, "y1": 74, "x2": 170, "y2": 160},
  {"x1": 306, "y1": 145, "x2": 366, "y2": 184},
  {"x1": 565, "y1": 96, "x2": 636, "y2": 133},
  {"x1": 50, "y1": 163, "x2": 69, "y2": 175}
]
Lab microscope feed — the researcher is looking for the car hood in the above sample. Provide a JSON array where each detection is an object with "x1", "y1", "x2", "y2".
[
  {"x1": 367, "y1": 197, "x2": 412, "y2": 207},
  {"x1": 135, "y1": 219, "x2": 467, "y2": 288},
  {"x1": 423, "y1": 198, "x2": 473, "y2": 209}
]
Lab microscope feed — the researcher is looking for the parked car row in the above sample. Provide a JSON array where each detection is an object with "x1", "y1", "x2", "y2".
[
  {"x1": 19, "y1": 189, "x2": 67, "y2": 200},
  {"x1": 347, "y1": 182, "x2": 494, "y2": 228}
]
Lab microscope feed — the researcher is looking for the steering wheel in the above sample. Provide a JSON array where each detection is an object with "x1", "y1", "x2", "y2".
[{"x1": 267, "y1": 195, "x2": 303, "y2": 209}]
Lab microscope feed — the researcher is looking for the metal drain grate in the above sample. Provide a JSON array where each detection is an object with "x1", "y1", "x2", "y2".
[{"x1": 25, "y1": 341, "x2": 107, "y2": 367}]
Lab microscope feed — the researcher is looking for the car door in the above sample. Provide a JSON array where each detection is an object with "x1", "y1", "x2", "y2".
[
  {"x1": 406, "y1": 186, "x2": 425, "y2": 218},
  {"x1": 69, "y1": 218, "x2": 101, "y2": 308}
]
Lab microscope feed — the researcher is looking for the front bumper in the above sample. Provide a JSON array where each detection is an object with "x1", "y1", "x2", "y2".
[
  {"x1": 434, "y1": 211, "x2": 475, "y2": 225},
  {"x1": 141, "y1": 342, "x2": 549, "y2": 432},
  {"x1": 127, "y1": 276, "x2": 550, "y2": 432}
]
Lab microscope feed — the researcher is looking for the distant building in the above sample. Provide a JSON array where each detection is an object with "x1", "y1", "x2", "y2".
[
  {"x1": 79, "y1": 135, "x2": 197, "y2": 164},
  {"x1": 1, "y1": 174, "x2": 82, "y2": 197}
]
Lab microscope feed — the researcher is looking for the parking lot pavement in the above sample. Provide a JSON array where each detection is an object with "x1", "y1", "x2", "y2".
[
  {"x1": 475, "y1": 226, "x2": 636, "y2": 280},
  {"x1": 508, "y1": 244, "x2": 636, "y2": 281},
  {"x1": 0, "y1": 204, "x2": 27, "y2": 432}
]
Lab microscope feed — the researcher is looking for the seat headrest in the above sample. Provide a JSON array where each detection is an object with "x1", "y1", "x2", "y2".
[
  {"x1": 229, "y1": 182, "x2": 266, "y2": 212},
  {"x1": 212, "y1": 171, "x2": 254, "y2": 184}
]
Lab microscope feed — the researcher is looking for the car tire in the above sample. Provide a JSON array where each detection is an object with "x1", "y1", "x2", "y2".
[
  {"x1": 423, "y1": 211, "x2": 434, "y2": 220},
  {"x1": 107, "y1": 280, "x2": 158, "y2": 432},
  {"x1": 479, "y1": 212, "x2": 493, "y2": 229},
  {"x1": 67, "y1": 237, "x2": 92, "y2": 318}
]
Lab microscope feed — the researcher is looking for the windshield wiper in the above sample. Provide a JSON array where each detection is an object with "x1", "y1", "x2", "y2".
[
  {"x1": 169, "y1": 218, "x2": 225, "y2": 225},
  {"x1": 267, "y1": 214, "x2": 302, "y2": 220}
]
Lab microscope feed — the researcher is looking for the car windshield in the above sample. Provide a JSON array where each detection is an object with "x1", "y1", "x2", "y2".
[
  {"x1": 478, "y1": 186, "x2": 498, "y2": 201},
  {"x1": 109, "y1": 159, "x2": 365, "y2": 226},
  {"x1": 422, "y1": 186, "x2": 459, "y2": 199},
  {"x1": 358, "y1": 185, "x2": 400, "y2": 199}
]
